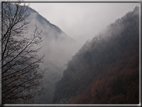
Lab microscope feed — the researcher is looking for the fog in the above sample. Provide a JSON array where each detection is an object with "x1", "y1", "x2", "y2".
[
  {"x1": 23, "y1": 7, "x2": 82, "y2": 103},
  {"x1": 1, "y1": 1, "x2": 139, "y2": 104}
]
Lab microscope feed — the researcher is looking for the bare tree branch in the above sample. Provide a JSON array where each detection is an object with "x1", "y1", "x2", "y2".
[{"x1": 2, "y1": 2, "x2": 44, "y2": 104}]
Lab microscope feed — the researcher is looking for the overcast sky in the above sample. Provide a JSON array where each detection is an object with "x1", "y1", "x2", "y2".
[{"x1": 29, "y1": 2, "x2": 139, "y2": 43}]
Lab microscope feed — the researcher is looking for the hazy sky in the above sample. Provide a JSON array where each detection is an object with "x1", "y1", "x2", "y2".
[
  {"x1": 29, "y1": 2, "x2": 139, "y2": 43},
  {"x1": 0, "y1": 0, "x2": 140, "y2": 43}
]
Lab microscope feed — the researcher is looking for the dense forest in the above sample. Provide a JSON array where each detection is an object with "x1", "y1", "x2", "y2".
[{"x1": 53, "y1": 6, "x2": 139, "y2": 104}]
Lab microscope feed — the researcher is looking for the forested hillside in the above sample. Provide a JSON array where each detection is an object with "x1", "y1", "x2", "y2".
[{"x1": 53, "y1": 6, "x2": 139, "y2": 104}]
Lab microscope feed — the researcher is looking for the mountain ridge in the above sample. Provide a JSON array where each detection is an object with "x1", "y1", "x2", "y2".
[
  {"x1": 26, "y1": 5, "x2": 75, "y2": 42},
  {"x1": 53, "y1": 6, "x2": 139, "y2": 104}
]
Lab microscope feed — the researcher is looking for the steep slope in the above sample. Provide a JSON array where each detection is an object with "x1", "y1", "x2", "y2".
[
  {"x1": 53, "y1": 6, "x2": 139, "y2": 104},
  {"x1": 26, "y1": 5, "x2": 73, "y2": 41}
]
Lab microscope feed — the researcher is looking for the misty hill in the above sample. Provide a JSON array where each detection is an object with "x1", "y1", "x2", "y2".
[
  {"x1": 23, "y1": 5, "x2": 79, "y2": 103},
  {"x1": 26, "y1": 5, "x2": 79, "y2": 71},
  {"x1": 53, "y1": 7, "x2": 139, "y2": 104}
]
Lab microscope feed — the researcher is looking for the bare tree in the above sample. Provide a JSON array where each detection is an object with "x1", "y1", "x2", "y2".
[{"x1": 2, "y1": 2, "x2": 44, "y2": 104}]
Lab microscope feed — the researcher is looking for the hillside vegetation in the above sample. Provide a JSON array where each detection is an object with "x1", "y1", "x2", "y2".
[{"x1": 53, "y1": 7, "x2": 139, "y2": 104}]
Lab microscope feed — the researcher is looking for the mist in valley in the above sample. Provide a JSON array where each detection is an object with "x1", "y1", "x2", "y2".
[
  {"x1": 23, "y1": 6, "x2": 82, "y2": 103},
  {"x1": 1, "y1": 2, "x2": 139, "y2": 104}
]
